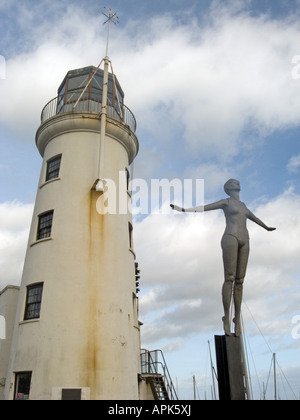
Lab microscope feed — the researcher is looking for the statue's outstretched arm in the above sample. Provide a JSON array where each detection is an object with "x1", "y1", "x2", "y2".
[
  {"x1": 204, "y1": 199, "x2": 228, "y2": 212},
  {"x1": 247, "y1": 209, "x2": 276, "y2": 231},
  {"x1": 170, "y1": 199, "x2": 227, "y2": 213},
  {"x1": 170, "y1": 204, "x2": 201, "y2": 212}
]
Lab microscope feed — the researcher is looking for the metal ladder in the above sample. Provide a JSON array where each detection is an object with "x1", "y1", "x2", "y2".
[{"x1": 140, "y1": 349, "x2": 178, "y2": 400}]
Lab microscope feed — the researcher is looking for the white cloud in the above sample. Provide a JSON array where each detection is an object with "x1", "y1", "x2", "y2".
[
  {"x1": 116, "y1": 7, "x2": 300, "y2": 160},
  {"x1": 183, "y1": 162, "x2": 233, "y2": 198},
  {"x1": 0, "y1": 5, "x2": 103, "y2": 137},
  {"x1": 1, "y1": 2, "x2": 300, "y2": 161},
  {"x1": 0, "y1": 201, "x2": 33, "y2": 290}
]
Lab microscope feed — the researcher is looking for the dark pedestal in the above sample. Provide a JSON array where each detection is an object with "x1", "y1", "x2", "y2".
[{"x1": 214, "y1": 335, "x2": 246, "y2": 400}]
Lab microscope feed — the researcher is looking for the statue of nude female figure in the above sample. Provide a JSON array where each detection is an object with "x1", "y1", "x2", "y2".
[{"x1": 171, "y1": 179, "x2": 276, "y2": 337}]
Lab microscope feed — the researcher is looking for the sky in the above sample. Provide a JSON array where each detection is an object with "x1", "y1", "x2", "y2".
[{"x1": 1, "y1": 0, "x2": 300, "y2": 400}]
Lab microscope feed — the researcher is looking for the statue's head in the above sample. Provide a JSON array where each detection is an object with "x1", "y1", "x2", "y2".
[{"x1": 224, "y1": 179, "x2": 240, "y2": 196}]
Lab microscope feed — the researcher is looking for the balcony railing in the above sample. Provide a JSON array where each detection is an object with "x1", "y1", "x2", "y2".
[{"x1": 40, "y1": 94, "x2": 137, "y2": 133}]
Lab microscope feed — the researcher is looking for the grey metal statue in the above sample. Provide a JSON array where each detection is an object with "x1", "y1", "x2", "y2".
[{"x1": 171, "y1": 179, "x2": 276, "y2": 337}]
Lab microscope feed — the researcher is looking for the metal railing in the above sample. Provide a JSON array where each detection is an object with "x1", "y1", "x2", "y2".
[
  {"x1": 141, "y1": 349, "x2": 178, "y2": 400},
  {"x1": 40, "y1": 93, "x2": 137, "y2": 132}
]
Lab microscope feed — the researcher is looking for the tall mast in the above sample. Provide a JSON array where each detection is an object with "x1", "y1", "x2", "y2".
[
  {"x1": 273, "y1": 353, "x2": 277, "y2": 400},
  {"x1": 193, "y1": 375, "x2": 196, "y2": 400},
  {"x1": 208, "y1": 340, "x2": 217, "y2": 400},
  {"x1": 96, "y1": 8, "x2": 119, "y2": 192},
  {"x1": 240, "y1": 315, "x2": 251, "y2": 400}
]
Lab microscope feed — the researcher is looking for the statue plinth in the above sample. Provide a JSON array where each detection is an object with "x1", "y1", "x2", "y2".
[{"x1": 214, "y1": 335, "x2": 246, "y2": 400}]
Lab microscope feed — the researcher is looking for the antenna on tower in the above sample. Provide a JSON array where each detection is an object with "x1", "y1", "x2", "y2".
[
  {"x1": 72, "y1": 7, "x2": 119, "y2": 111},
  {"x1": 102, "y1": 7, "x2": 119, "y2": 58}
]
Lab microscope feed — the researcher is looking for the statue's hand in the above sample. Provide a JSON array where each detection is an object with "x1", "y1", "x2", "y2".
[
  {"x1": 170, "y1": 204, "x2": 185, "y2": 212},
  {"x1": 267, "y1": 227, "x2": 276, "y2": 231}
]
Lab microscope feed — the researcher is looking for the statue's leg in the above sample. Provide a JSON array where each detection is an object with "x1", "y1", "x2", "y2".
[
  {"x1": 233, "y1": 280, "x2": 243, "y2": 337},
  {"x1": 233, "y1": 241, "x2": 250, "y2": 336},
  {"x1": 221, "y1": 234, "x2": 238, "y2": 336}
]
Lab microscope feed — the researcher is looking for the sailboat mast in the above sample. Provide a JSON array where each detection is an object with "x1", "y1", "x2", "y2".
[
  {"x1": 208, "y1": 340, "x2": 217, "y2": 400},
  {"x1": 273, "y1": 353, "x2": 277, "y2": 401}
]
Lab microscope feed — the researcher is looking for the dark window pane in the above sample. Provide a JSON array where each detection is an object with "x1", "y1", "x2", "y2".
[
  {"x1": 92, "y1": 74, "x2": 103, "y2": 90},
  {"x1": 68, "y1": 75, "x2": 89, "y2": 90},
  {"x1": 46, "y1": 155, "x2": 61, "y2": 181},
  {"x1": 37, "y1": 211, "x2": 53, "y2": 240},
  {"x1": 24, "y1": 284, "x2": 43, "y2": 320},
  {"x1": 14, "y1": 372, "x2": 32, "y2": 400}
]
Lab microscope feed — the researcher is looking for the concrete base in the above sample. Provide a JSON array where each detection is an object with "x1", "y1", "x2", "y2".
[{"x1": 214, "y1": 335, "x2": 246, "y2": 400}]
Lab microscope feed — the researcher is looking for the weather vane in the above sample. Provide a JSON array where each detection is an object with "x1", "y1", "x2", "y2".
[{"x1": 102, "y1": 7, "x2": 119, "y2": 57}]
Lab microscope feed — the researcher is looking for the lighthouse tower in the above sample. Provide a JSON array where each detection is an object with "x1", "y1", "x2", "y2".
[{"x1": 4, "y1": 60, "x2": 141, "y2": 399}]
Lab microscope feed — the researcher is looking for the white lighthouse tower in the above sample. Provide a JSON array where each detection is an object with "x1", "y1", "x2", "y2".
[{"x1": 4, "y1": 18, "x2": 142, "y2": 399}]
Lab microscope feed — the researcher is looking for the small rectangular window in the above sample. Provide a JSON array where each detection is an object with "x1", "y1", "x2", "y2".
[
  {"x1": 46, "y1": 155, "x2": 62, "y2": 181},
  {"x1": 37, "y1": 210, "x2": 54, "y2": 240},
  {"x1": 24, "y1": 283, "x2": 43, "y2": 320},
  {"x1": 61, "y1": 388, "x2": 82, "y2": 400},
  {"x1": 14, "y1": 372, "x2": 32, "y2": 400}
]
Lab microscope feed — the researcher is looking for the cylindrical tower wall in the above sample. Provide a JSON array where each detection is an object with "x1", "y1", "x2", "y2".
[{"x1": 5, "y1": 113, "x2": 140, "y2": 400}]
